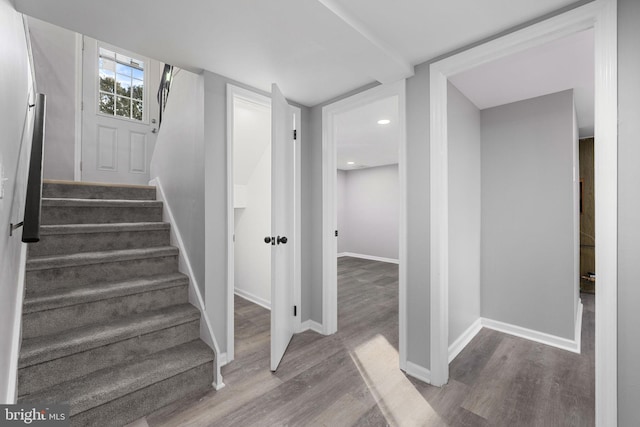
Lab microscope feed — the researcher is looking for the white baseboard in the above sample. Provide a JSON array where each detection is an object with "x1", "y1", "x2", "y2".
[
  {"x1": 235, "y1": 288, "x2": 271, "y2": 310},
  {"x1": 6, "y1": 243, "x2": 27, "y2": 404},
  {"x1": 481, "y1": 315, "x2": 581, "y2": 354},
  {"x1": 151, "y1": 177, "x2": 225, "y2": 390},
  {"x1": 404, "y1": 361, "x2": 431, "y2": 384},
  {"x1": 338, "y1": 252, "x2": 399, "y2": 264},
  {"x1": 448, "y1": 318, "x2": 482, "y2": 363},
  {"x1": 301, "y1": 319, "x2": 324, "y2": 334}
]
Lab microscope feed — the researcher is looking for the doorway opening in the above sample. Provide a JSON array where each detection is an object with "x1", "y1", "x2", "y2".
[
  {"x1": 322, "y1": 80, "x2": 408, "y2": 371},
  {"x1": 429, "y1": 2, "x2": 617, "y2": 424},
  {"x1": 226, "y1": 84, "x2": 302, "y2": 368}
]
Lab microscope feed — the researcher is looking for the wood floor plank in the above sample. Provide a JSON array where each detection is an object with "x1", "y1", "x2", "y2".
[{"x1": 136, "y1": 258, "x2": 594, "y2": 427}]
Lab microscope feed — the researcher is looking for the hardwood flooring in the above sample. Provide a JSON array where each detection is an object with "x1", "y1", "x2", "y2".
[{"x1": 129, "y1": 256, "x2": 594, "y2": 427}]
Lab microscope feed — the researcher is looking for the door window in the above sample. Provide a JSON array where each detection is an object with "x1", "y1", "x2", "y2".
[{"x1": 98, "y1": 47, "x2": 145, "y2": 121}]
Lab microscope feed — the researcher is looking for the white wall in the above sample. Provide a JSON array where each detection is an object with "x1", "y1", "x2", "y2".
[
  {"x1": 27, "y1": 16, "x2": 76, "y2": 181},
  {"x1": 233, "y1": 99, "x2": 271, "y2": 308},
  {"x1": 149, "y1": 68, "x2": 205, "y2": 293},
  {"x1": 447, "y1": 82, "x2": 481, "y2": 347},
  {"x1": 0, "y1": 0, "x2": 35, "y2": 402},
  {"x1": 337, "y1": 164, "x2": 399, "y2": 261},
  {"x1": 480, "y1": 90, "x2": 578, "y2": 340}
]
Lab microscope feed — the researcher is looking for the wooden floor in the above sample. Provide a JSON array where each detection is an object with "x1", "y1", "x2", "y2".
[{"x1": 130, "y1": 257, "x2": 594, "y2": 427}]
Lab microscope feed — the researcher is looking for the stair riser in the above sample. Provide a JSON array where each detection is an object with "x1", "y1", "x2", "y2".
[
  {"x1": 19, "y1": 320, "x2": 200, "y2": 396},
  {"x1": 41, "y1": 206, "x2": 163, "y2": 225},
  {"x1": 22, "y1": 285, "x2": 189, "y2": 339},
  {"x1": 43, "y1": 184, "x2": 156, "y2": 200},
  {"x1": 28, "y1": 229, "x2": 171, "y2": 257},
  {"x1": 26, "y1": 256, "x2": 179, "y2": 293},
  {"x1": 70, "y1": 363, "x2": 212, "y2": 427}
]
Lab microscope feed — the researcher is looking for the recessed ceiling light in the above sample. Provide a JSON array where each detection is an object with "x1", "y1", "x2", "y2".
[
  {"x1": 347, "y1": 161, "x2": 355, "y2": 165},
  {"x1": 377, "y1": 119, "x2": 391, "y2": 125}
]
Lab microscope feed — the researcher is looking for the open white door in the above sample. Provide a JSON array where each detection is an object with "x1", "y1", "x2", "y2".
[{"x1": 270, "y1": 83, "x2": 295, "y2": 371}]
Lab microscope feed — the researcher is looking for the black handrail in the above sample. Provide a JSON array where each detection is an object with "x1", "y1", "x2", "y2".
[
  {"x1": 21, "y1": 93, "x2": 46, "y2": 243},
  {"x1": 157, "y1": 64, "x2": 173, "y2": 128}
]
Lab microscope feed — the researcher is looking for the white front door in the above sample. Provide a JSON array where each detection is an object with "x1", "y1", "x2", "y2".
[
  {"x1": 81, "y1": 37, "x2": 160, "y2": 185},
  {"x1": 270, "y1": 83, "x2": 296, "y2": 371}
]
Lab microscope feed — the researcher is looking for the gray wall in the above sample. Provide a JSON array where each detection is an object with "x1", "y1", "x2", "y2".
[
  {"x1": 27, "y1": 17, "x2": 76, "y2": 181},
  {"x1": 618, "y1": 0, "x2": 640, "y2": 423},
  {"x1": 336, "y1": 169, "x2": 347, "y2": 254},
  {"x1": 480, "y1": 90, "x2": 578, "y2": 340},
  {"x1": 0, "y1": 0, "x2": 35, "y2": 402},
  {"x1": 448, "y1": 82, "x2": 481, "y2": 346},
  {"x1": 149, "y1": 69, "x2": 205, "y2": 294},
  {"x1": 337, "y1": 164, "x2": 399, "y2": 260}
]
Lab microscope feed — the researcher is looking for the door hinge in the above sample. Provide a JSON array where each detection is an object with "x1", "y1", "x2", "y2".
[
  {"x1": 335, "y1": 230, "x2": 338, "y2": 237},
  {"x1": 293, "y1": 305, "x2": 297, "y2": 316},
  {"x1": 293, "y1": 129, "x2": 297, "y2": 140},
  {"x1": 79, "y1": 161, "x2": 82, "y2": 171},
  {"x1": 81, "y1": 101, "x2": 84, "y2": 111}
]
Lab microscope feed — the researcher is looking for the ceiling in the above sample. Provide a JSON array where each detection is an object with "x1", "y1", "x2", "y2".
[
  {"x1": 449, "y1": 28, "x2": 594, "y2": 137},
  {"x1": 14, "y1": 0, "x2": 581, "y2": 106},
  {"x1": 336, "y1": 96, "x2": 399, "y2": 170}
]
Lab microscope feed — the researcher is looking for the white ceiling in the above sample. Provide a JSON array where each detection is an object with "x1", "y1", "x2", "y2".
[
  {"x1": 15, "y1": 0, "x2": 580, "y2": 106},
  {"x1": 449, "y1": 28, "x2": 594, "y2": 137},
  {"x1": 335, "y1": 95, "x2": 399, "y2": 170}
]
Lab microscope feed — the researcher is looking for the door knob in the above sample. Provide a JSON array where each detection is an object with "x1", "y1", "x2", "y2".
[
  {"x1": 264, "y1": 236, "x2": 275, "y2": 245},
  {"x1": 277, "y1": 236, "x2": 288, "y2": 245}
]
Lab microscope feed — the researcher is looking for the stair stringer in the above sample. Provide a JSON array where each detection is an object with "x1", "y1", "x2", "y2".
[{"x1": 150, "y1": 177, "x2": 225, "y2": 390}]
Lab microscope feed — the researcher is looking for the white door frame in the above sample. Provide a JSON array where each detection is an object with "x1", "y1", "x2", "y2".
[
  {"x1": 225, "y1": 84, "x2": 302, "y2": 363},
  {"x1": 428, "y1": 1, "x2": 617, "y2": 426},
  {"x1": 321, "y1": 80, "x2": 408, "y2": 368}
]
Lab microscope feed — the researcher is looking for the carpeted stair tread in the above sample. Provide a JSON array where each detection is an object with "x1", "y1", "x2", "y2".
[
  {"x1": 43, "y1": 180, "x2": 156, "y2": 201},
  {"x1": 19, "y1": 304, "x2": 201, "y2": 368},
  {"x1": 42, "y1": 198, "x2": 163, "y2": 208},
  {"x1": 26, "y1": 246, "x2": 178, "y2": 271},
  {"x1": 23, "y1": 273, "x2": 189, "y2": 314},
  {"x1": 39, "y1": 222, "x2": 169, "y2": 235},
  {"x1": 20, "y1": 340, "x2": 214, "y2": 416}
]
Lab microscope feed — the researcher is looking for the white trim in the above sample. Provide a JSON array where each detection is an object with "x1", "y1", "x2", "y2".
[
  {"x1": 338, "y1": 252, "x2": 399, "y2": 265},
  {"x1": 404, "y1": 361, "x2": 431, "y2": 384},
  {"x1": 6, "y1": 244, "x2": 27, "y2": 403},
  {"x1": 150, "y1": 177, "x2": 225, "y2": 390},
  {"x1": 322, "y1": 81, "x2": 408, "y2": 372},
  {"x1": 235, "y1": 288, "x2": 271, "y2": 310},
  {"x1": 481, "y1": 316, "x2": 581, "y2": 354},
  {"x1": 301, "y1": 319, "x2": 324, "y2": 334},
  {"x1": 74, "y1": 33, "x2": 83, "y2": 181},
  {"x1": 429, "y1": 2, "x2": 617, "y2": 422},
  {"x1": 292, "y1": 105, "x2": 303, "y2": 334},
  {"x1": 448, "y1": 318, "x2": 482, "y2": 363}
]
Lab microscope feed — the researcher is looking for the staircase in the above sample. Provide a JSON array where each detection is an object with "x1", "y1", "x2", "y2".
[{"x1": 17, "y1": 180, "x2": 215, "y2": 426}]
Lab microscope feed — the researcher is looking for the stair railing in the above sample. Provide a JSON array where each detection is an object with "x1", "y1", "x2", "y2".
[
  {"x1": 11, "y1": 93, "x2": 46, "y2": 243},
  {"x1": 157, "y1": 64, "x2": 174, "y2": 129}
]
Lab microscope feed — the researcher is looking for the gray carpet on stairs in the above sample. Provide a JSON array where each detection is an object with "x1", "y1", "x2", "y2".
[{"x1": 18, "y1": 181, "x2": 214, "y2": 427}]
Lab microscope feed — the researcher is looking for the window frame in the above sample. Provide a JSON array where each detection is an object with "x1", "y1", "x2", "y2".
[{"x1": 95, "y1": 42, "x2": 150, "y2": 124}]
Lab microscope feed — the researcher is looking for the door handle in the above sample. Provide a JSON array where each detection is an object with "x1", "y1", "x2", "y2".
[
  {"x1": 264, "y1": 236, "x2": 275, "y2": 245},
  {"x1": 277, "y1": 236, "x2": 288, "y2": 245}
]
